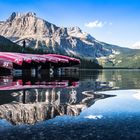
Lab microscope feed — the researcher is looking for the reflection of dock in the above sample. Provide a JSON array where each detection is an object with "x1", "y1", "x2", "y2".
[
  {"x1": 0, "y1": 89, "x2": 115, "y2": 125},
  {"x1": 0, "y1": 74, "x2": 79, "y2": 90}
]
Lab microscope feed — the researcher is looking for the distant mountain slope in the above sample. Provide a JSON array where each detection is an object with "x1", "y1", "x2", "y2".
[
  {"x1": 0, "y1": 12, "x2": 140, "y2": 68},
  {"x1": 0, "y1": 35, "x2": 23, "y2": 52},
  {"x1": 0, "y1": 35, "x2": 39, "y2": 53}
]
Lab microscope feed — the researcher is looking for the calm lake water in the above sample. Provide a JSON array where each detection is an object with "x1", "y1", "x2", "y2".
[{"x1": 0, "y1": 69, "x2": 140, "y2": 140}]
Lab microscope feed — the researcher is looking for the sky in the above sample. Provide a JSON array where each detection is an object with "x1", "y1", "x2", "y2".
[{"x1": 0, "y1": 0, "x2": 140, "y2": 48}]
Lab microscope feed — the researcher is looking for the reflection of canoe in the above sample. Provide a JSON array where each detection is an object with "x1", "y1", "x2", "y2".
[
  {"x1": 0, "y1": 52, "x2": 80, "y2": 70},
  {"x1": 0, "y1": 81, "x2": 68, "y2": 90},
  {"x1": 0, "y1": 75, "x2": 79, "y2": 90}
]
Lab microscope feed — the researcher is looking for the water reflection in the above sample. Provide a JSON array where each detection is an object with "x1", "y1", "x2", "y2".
[
  {"x1": 0, "y1": 74, "x2": 79, "y2": 90},
  {"x1": 96, "y1": 69, "x2": 140, "y2": 90},
  {"x1": 0, "y1": 71, "x2": 115, "y2": 125},
  {"x1": 79, "y1": 69, "x2": 140, "y2": 91},
  {"x1": 0, "y1": 88, "x2": 115, "y2": 125},
  {"x1": 1, "y1": 69, "x2": 132, "y2": 92},
  {"x1": 0, "y1": 69, "x2": 140, "y2": 125},
  {"x1": 0, "y1": 70, "x2": 140, "y2": 140},
  {"x1": 1, "y1": 69, "x2": 140, "y2": 91}
]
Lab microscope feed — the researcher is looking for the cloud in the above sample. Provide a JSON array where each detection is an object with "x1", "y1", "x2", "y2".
[
  {"x1": 85, "y1": 20, "x2": 104, "y2": 28},
  {"x1": 84, "y1": 115, "x2": 103, "y2": 119},
  {"x1": 85, "y1": 20, "x2": 113, "y2": 29},
  {"x1": 132, "y1": 41, "x2": 140, "y2": 49}
]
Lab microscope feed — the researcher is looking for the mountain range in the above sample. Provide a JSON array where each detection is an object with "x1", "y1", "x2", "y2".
[{"x1": 0, "y1": 12, "x2": 140, "y2": 68}]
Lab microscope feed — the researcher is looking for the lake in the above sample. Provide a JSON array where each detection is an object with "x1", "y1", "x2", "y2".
[{"x1": 0, "y1": 69, "x2": 140, "y2": 140}]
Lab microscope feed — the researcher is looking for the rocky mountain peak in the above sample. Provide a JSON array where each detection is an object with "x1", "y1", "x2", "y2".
[
  {"x1": 0, "y1": 12, "x2": 58, "y2": 39},
  {"x1": 0, "y1": 12, "x2": 116, "y2": 58},
  {"x1": 68, "y1": 26, "x2": 82, "y2": 33},
  {"x1": 7, "y1": 12, "x2": 19, "y2": 22},
  {"x1": 67, "y1": 26, "x2": 95, "y2": 41},
  {"x1": 7, "y1": 12, "x2": 37, "y2": 22},
  {"x1": 26, "y1": 12, "x2": 36, "y2": 17}
]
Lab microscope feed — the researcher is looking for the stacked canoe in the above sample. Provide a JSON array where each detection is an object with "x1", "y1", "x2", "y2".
[{"x1": 0, "y1": 52, "x2": 80, "y2": 70}]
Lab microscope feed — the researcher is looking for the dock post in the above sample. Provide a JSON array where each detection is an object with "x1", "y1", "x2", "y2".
[
  {"x1": 49, "y1": 68, "x2": 54, "y2": 76},
  {"x1": 31, "y1": 68, "x2": 36, "y2": 77}
]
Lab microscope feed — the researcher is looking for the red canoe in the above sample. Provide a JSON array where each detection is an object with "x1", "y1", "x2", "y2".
[{"x1": 0, "y1": 52, "x2": 80, "y2": 70}]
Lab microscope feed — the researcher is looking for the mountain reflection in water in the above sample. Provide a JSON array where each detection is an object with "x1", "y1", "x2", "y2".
[
  {"x1": 1, "y1": 69, "x2": 139, "y2": 125},
  {"x1": 0, "y1": 88, "x2": 115, "y2": 125},
  {"x1": 0, "y1": 70, "x2": 140, "y2": 140}
]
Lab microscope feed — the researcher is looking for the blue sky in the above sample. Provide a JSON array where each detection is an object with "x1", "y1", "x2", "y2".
[{"x1": 0, "y1": 0, "x2": 140, "y2": 48}]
